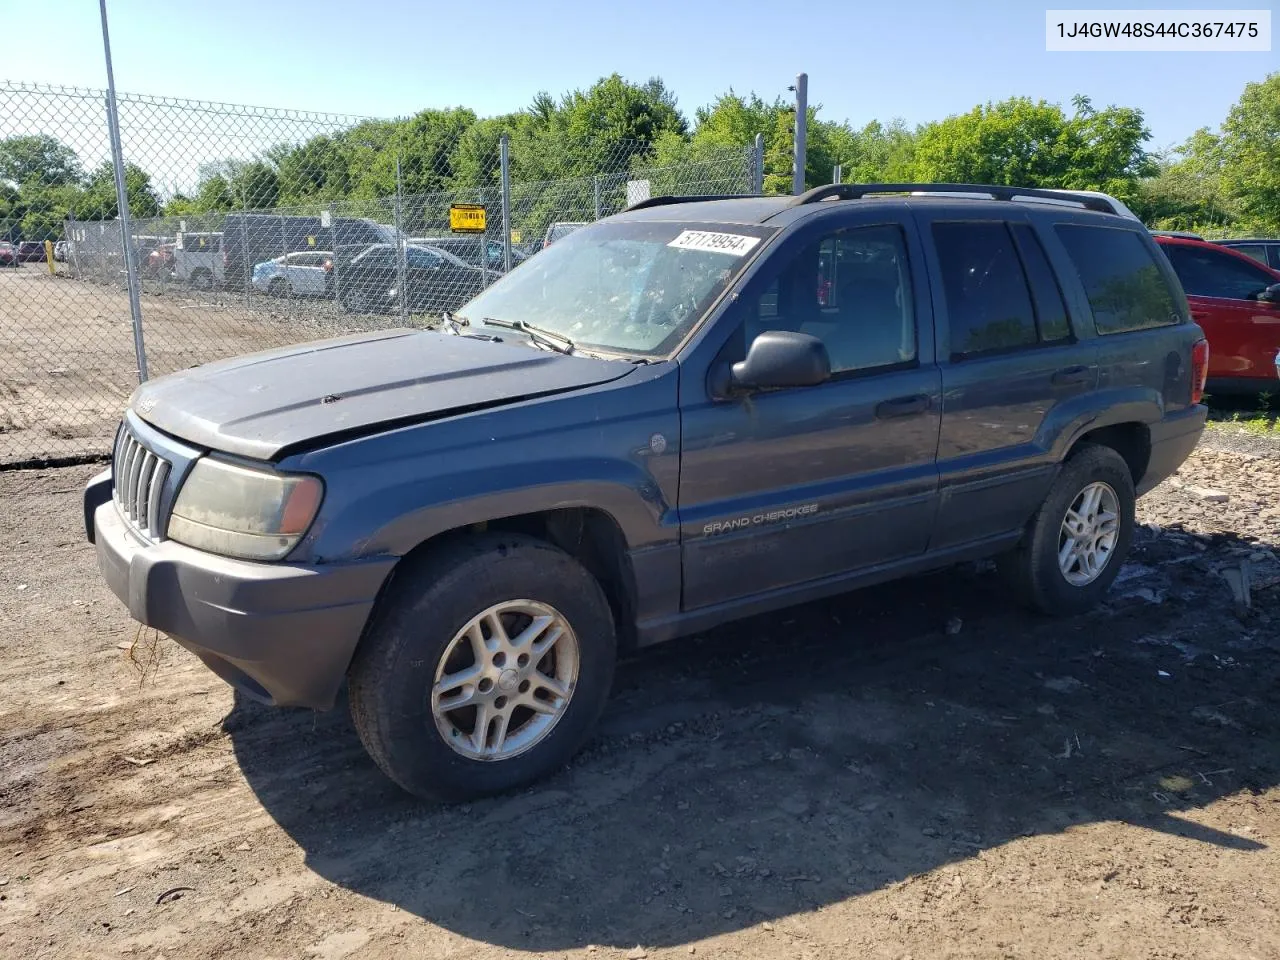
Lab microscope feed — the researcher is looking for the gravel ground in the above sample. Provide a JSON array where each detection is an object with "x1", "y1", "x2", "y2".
[{"x1": 1, "y1": 434, "x2": 1278, "y2": 960}]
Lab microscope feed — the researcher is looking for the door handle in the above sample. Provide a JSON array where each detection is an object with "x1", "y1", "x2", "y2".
[
  {"x1": 875, "y1": 394, "x2": 930, "y2": 419},
  {"x1": 1051, "y1": 365, "x2": 1091, "y2": 386}
]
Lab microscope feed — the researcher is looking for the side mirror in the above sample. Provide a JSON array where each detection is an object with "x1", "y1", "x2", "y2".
[
  {"x1": 1259, "y1": 283, "x2": 1280, "y2": 304},
  {"x1": 729, "y1": 330, "x2": 832, "y2": 392}
]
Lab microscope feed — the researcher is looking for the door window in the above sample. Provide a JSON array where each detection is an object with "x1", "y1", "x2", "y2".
[
  {"x1": 737, "y1": 225, "x2": 916, "y2": 375},
  {"x1": 1162, "y1": 244, "x2": 1276, "y2": 301},
  {"x1": 932, "y1": 221, "x2": 1038, "y2": 357}
]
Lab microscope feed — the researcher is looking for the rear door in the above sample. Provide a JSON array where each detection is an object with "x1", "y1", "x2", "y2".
[
  {"x1": 678, "y1": 208, "x2": 942, "y2": 610},
  {"x1": 921, "y1": 212, "x2": 1099, "y2": 550},
  {"x1": 1161, "y1": 242, "x2": 1280, "y2": 383}
]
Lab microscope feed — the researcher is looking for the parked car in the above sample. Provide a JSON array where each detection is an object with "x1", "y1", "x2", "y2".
[
  {"x1": 1212, "y1": 238, "x2": 1280, "y2": 271},
  {"x1": 252, "y1": 250, "x2": 334, "y2": 298},
  {"x1": 222, "y1": 214, "x2": 399, "y2": 288},
  {"x1": 145, "y1": 243, "x2": 177, "y2": 280},
  {"x1": 17, "y1": 240, "x2": 46, "y2": 262},
  {"x1": 1153, "y1": 234, "x2": 1280, "y2": 393},
  {"x1": 53, "y1": 239, "x2": 69, "y2": 262},
  {"x1": 0, "y1": 241, "x2": 18, "y2": 267},
  {"x1": 542, "y1": 221, "x2": 586, "y2": 249},
  {"x1": 334, "y1": 243, "x2": 484, "y2": 314},
  {"x1": 85, "y1": 183, "x2": 1208, "y2": 802},
  {"x1": 410, "y1": 236, "x2": 531, "y2": 273}
]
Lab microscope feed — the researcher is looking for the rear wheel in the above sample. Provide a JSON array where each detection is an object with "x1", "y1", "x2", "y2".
[
  {"x1": 999, "y1": 444, "x2": 1135, "y2": 616},
  {"x1": 342, "y1": 287, "x2": 369, "y2": 313},
  {"x1": 268, "y1": 277, "x2": 290, "y2": 298},
  {"x1": 189, "y1": 268, "x2": 213, "y2": 291},
  {"x1": 348, "y1": 533, "x2": 617, "y2": 801}
]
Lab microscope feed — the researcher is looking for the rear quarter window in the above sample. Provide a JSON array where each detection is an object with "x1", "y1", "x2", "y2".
[{"x1": 1054, "y1": 225, "x2": 1182, "y2": 334}]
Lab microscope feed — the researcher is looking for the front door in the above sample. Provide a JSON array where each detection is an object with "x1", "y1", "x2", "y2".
[{"x1": 678, "y1": 211, "x2": 942, "y2": 611}]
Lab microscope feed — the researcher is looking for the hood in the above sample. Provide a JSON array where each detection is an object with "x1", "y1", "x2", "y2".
[{"x1": 129, "y1": 328, "x2": 634, "y2": 460}]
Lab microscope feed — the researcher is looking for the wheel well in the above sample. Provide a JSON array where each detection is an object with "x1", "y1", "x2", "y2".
[
  {"x1": 1070, "y1": 422, "x2": 1151, "y2": 485},
  {"x1": 394, "y1": 508, "x2": 639, "y2": 648}
]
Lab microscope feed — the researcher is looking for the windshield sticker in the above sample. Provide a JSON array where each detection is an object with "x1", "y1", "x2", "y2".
[{"x1": 667, "y1": 230, "x2": 761, "y2": 257}]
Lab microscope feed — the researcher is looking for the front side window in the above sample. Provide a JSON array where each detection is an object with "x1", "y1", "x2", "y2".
[
  {"x1": 1162, "y1": 244, "x2": 1276, "y2": 302},
  {"x1": 933, "y1": 221, "x2": 1038, "y2": 357},
  {"x1": 733, "y1": 224, "x2": 916, "y2": 374},
  {"x1": 1056, "y1": 225, "x2": 1181, "y2": 333},
  {"x1": 457, "y1": 220, "x2": 776, "y2": 358}
]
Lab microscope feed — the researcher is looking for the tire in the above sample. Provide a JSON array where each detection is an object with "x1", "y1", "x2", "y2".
[
  {"x1": 190, "y1": 268, "x2": 213, "y2": 291},
  {"x1": 348, "y1": 533, "x2": 617, "y2": 801},
  {"x1": 268, "y1": 277, "x2": 290, "y2": 298},
  {"x1": 999, "y1": 444, "x2": 1135, "y2": 616},
  {"x1": 342, "y1": 287, "x2": 369, "y2": 313}
]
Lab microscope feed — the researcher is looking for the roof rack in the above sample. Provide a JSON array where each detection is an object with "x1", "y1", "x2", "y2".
[
  {"x1": 623, "y1": 193, "x2": 762, "y2": 212},
  {"x1": 786, "y1": 183, "x2": 1134, "y2": 218}
]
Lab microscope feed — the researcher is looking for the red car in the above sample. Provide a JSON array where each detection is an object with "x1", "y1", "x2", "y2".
[
  {"x1": 1154, "y1": 235, "x2": 1280, "y2": 393},
  {"x1": 0, "y1": 242, "x2": 18, "y2": 268}
]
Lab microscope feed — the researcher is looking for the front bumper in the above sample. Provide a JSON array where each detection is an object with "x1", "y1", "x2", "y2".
[{"x1": 88, "y1": 475, "x2": 395, "y2": 709}]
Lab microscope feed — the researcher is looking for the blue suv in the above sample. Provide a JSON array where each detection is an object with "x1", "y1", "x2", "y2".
[{"x1": 85, "y1": 183, "x2": 1209, "y2": 800}]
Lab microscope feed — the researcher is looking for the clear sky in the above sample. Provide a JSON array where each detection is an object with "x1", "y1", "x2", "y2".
[{"x1": 3, "y1": 0, "x2": 1277, "y2": 151}]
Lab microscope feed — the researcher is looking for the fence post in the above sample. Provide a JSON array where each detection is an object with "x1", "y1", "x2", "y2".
[
  {"x1": 98, "y1": 0, "x2": 148, "y2": 382},
  {"x1": 394, "y1": 152, "x2": 407, "y2": 324},
  {"x1": 500, "y1": 134, "x2": 512, "y2": 274},
  {"x1": 593, "y1": 176, "x2": 601, "y2": 220},
  {"x1": 792, "y1": 72, "x2": 808, "y2": 196},
  {"x1": 833, "y1": 163, "x2": 842, "y2": 185},
  {"x1": 753, "y1": 134, "x2": 764, "y2": 195}
]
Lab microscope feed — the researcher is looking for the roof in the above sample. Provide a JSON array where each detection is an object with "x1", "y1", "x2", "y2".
[{"x1": 613, "y1": 183, "x2": 1142, "y2": 227}]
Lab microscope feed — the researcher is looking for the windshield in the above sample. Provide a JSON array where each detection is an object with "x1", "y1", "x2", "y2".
[{"x1": 456, "y1": 220, "x2": 776, "y2": 357}]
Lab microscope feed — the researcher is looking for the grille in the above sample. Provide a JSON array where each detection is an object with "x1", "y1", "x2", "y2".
[{"x1": 113, "y1": 424, "x2": 171, "y2": 540}]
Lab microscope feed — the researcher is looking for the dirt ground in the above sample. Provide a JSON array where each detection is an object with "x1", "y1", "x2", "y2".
[
  {"x1": 1, "y1": 430, "x2": 1278, "y2": 960},
  {"x1": 0, "y1": 268, "x2": 412, "y2": 464}
]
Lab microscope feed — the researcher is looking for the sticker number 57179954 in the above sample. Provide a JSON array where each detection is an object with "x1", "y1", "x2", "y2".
[{"x1": 667, "y1": 230, "x2": 761, "y2": 257}]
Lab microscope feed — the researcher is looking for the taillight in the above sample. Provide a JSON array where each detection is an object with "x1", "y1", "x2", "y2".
[
  {"x1": 322, "y1": 259, "x2": 332, "y2": 272},
  {"x1": 1191, "y1": 338, "x2": 1209, "y2": 404}
]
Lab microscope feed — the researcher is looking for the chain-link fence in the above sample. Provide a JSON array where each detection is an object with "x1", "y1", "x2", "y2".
[{"x1": 0, "y1": 81, "x2": 762, "y2": 465}]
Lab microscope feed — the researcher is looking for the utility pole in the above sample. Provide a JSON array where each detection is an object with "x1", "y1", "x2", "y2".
[{"x1": 789, "y1": 72, "x2": 808, "y2": 196}]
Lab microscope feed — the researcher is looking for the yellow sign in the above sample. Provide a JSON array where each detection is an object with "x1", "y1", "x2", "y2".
[
  {"x1": 511, "y1": 228, "x2": 522, "y2": 244},
  {"x1": 306, "y1": 235, "x2": 317, "y2": 246},
  {"x1": 450, "y1": 203, "x2": 486, "y2": 234}
]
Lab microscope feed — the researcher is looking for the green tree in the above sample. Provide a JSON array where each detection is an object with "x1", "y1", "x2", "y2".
[
  {"x1": 75, "y1": 160, "x2": 160, "y2": 220},
  {"x1": 912, "y1": 96, "x2": 1153, "y2": 201},
  {"x1": 1217, "y1": 72, "x2": 1280, "y2": 231},
  {"x1": 0, "y1": 134, "x2": 83, "y2": 187}
]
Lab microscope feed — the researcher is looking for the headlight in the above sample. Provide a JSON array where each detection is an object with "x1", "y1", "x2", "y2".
[{"x1": 168, "y1": 456, "x2": 323, "y2": 561}]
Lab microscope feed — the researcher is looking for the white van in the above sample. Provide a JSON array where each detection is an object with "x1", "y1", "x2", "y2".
[{"x1": 175, "y1": 231, "x2": 224, "y2": 290}]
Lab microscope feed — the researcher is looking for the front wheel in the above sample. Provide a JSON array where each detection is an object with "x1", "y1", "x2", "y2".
[
  {"x1": 342, "y1": 287, "x2": 369, "y2": 313},
  {"x1": 999, "y1": 444, "x2": 1136, "y2": 616},
  {"x1": 348, "y1": 533, "x2": 617, "y2": 801}
]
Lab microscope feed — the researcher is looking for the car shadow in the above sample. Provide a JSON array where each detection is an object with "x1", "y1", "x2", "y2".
[{"x1": 227, "y1": 523, "x2": 1279, "y2": 951}]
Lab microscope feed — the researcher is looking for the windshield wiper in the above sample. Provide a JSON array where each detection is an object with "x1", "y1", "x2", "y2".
[{"x1": 480, "y1": 317, "x2": 575, "y2": 355}]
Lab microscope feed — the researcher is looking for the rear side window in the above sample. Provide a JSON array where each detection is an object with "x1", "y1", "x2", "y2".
[
  {"x1": 932, "y1": 221, "x2": 1038, "y2": 358},
  {"x1": 1055, "y1": 225, "x2": 1181, "y2": 333},
  {"x1": 1161, "y1": 243, "x2": 1276, "y2": 301}
]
